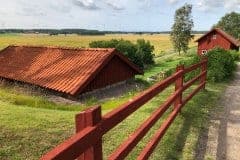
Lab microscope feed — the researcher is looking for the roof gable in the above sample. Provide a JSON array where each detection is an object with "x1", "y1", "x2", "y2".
[
  {"x1": 0, "y1": 46, "x2": 142, "y2": 95},
  {"x1": 196, "y1": 28, "x2": 240, "y2": 47}
]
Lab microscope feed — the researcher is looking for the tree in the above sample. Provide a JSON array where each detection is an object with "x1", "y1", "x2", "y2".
[
  {"x1": 89, "y1": 39, "x2": 154, "y2": 68},
  {"x1": 215, "y1": 12, "x2": 240, "y2": 39},
  {"x1": 171, "y1": 4, "x2": 194, "y2": 55},
  {"x1": 136, "y1": 39, "x2": 154, "y2": 65}
]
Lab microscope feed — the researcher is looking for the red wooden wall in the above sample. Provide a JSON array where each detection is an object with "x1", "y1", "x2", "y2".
[
  {"x1": 197, "y1": 31, "x2": 233, "y2": 55},
  {"x1": 82, "y1": 56, "x2": 137, "y2": 93}
]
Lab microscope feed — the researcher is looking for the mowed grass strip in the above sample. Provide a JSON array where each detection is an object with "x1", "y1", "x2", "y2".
[
  {"x1": 0, "y1": 82, "x2": 226, "y2": 160},
  {"x1": 0, "y1": 34, "x2": 201, "y2": 55}
]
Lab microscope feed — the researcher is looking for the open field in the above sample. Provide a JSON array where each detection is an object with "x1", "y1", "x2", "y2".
[
  {"x1": 0, "y1": 33, "x2": 201, "y2": 55},
  {"x1": 0, "y1": 80, "x2": 227, "y2": 160},
  {"x1": 0, "y1": 33, "x2": 229, "y2": 160},
  {"x1": 0, "y1": 46, "x2": 228, "y2": 159}
]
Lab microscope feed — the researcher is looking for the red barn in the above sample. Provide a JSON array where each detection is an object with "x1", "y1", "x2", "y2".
[
  {"x1": 196, "y1": 28, "x2": 240, "y2": 55},
  {"x1": 0, "y1": 46, "x2": 143, "y2": 96}
]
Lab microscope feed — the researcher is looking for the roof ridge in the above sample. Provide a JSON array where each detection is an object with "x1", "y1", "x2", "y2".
[
  {"x1": 9, "y1": 45, "x2": 116, "y2": 52},
  {"x1": 195, "y1": 28, "x2": 240, "y2": 46}
]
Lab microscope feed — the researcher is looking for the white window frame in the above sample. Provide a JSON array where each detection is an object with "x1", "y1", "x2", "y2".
[
  {"x1": 213, "y1": 34, "x2": 217, "y2": 40},
  {"x1": 201, "y1": 50, "x2": 208, "y2": 55}
]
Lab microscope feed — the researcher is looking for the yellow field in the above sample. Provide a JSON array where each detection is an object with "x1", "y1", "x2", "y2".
[{"x1": 0, "y1": 34, "x2": 201, "y2": 55}]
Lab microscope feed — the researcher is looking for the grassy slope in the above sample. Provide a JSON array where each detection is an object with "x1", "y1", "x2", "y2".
[
  {"x1": 0, "y1": 83, "x2": 226, "y2": 160},
  {"x1": 0, "y1": 34, "x2": 201, "y2": 55},
  {"x1": 0, "y1": 63, "x2": 227, "y2": 159},
  {"x1": 0, "y1": 34, "x2": 226, "y2": 160}
]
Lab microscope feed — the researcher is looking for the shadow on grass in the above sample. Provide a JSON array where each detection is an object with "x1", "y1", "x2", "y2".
[{"x1": 160, "y1": 87, "x2": 221, "y2": 160}]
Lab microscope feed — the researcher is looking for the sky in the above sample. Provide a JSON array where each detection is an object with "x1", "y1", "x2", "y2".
[{"x1": 0, "y1": 0, "x2": 239, "y2": 31}]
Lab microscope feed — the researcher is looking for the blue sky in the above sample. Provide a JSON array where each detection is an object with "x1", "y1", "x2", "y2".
[{"x1": 0, "y1": 0, "x2": 239, "y2": 31}]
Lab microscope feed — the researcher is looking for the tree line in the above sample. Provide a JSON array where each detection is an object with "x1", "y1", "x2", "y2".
[
  {"x1": 0, "y1": 29, "x2": 105, "y2": 35},
  {"x1": 0, "y1": 29, "x2": 207, "y2": 36}
]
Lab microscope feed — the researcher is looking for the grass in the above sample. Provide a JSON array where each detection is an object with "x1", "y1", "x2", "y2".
[
  {"x1": 0, "y1": 82, "x2": 227, "y2": 160},
  {"x1": 0, "y1": 33, "x2": 201, "y2": 55},
  {"x1": 103, "y1": 83, "x2": 227, "y2": 159},
  {"x1": 0, "y1": 86, "x2": 84, "y2": 111},
  {"x1": 0, "y1": 82, "x2": 143, "y2": 113},
  {"x1": 0, "y1": 58, "x2": 227, "y2": 159},
  {"x1": 0, "y1": 34, "x2": 227, "y2": 160},
  {"x1": 138, "y1": 47, "x2": 197, "y2": 81}
]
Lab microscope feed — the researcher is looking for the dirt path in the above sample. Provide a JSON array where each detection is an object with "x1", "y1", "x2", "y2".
[{"x1": 196, "y1": 63, "x2": 240, "y2": 160}]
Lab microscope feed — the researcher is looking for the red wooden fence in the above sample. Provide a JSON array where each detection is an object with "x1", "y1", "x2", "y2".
[{"x1": 41, "y1": 59, "x2": 208, "y2": 160}]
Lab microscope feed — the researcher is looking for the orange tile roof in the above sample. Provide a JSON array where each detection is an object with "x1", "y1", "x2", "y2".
[
  {"x1": 0, "y1": 46, "x2": 142, "y2": 95},
  {"x1": 196, "y1": 28, "x2": 240, "y2": 47}
]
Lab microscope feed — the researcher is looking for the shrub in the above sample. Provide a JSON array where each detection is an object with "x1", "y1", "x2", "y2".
[
  {"x1": 136, "y1": 39, "x2": 155, "y2": 65},
  {"x1": 179, "y1": 55, "x2": 201, "y2": 82},
  {"x1": 164, "y1": 68, "x2": 175, "y2": 78},
  {"x1": 89, "y1": 39, "x2": 154, "y2": 68},
  {"x1": 229, "y1": 50, "x2": 240, "y2": 61},
  {"x1": 178, "y1": 48, "x2": 236, "y2": 82},
  {"x1": 205, "y1": 48, "x2": 236, "y2": 82}
]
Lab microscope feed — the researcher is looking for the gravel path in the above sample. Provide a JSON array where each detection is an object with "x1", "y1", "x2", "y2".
[{"x1": 196, "y1": 63, "x2": 240, "y2": 160}]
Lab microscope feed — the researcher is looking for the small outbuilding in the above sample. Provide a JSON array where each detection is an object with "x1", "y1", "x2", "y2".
[
  {"x1": 196, "y1": 28, "x2": 240, "y2": 55},
  {"x1": 0, "y1": 46, "x2": 143, "y2": 96}
]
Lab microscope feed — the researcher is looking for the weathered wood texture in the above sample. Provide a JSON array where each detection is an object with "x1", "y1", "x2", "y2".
[{"x1": 40, "y1": 59, "x2": 208, "y2": 160}]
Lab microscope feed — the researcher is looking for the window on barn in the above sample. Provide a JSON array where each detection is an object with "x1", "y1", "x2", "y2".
[
  {"x1": 213, "y1": 34, "x2": 217, "y2": 40},
  {"x1": 201, "y1": 50, "x2": 208, "y2": 55}
]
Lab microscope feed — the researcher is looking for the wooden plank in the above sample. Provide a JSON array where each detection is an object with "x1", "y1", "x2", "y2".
[
  {"x1": 40, "y1": 71, "x2": 182, "y2": 160},
  {"x1": 41, "y1": 59, "x2": 208, "y2": 160},
  {"x1": 174, "y1": 65, "x2": 184, "y2": 109},
  {"x1": 40, "y1": 126, "x2": 101, "y2": 160},
  {"x1": 101, "y1": 70, "x2": 183, "y2": 133},
  {"x1": 184, "y1": 60, "x2": 207, "y2": 74},
  {"x1": 183, "y1": 71, "x2": 207, "y2": 91},
  {"x1": 200, "y1": 59, "x2": 208, "y2": 89},
  {"x1": 75, "y1": 106, "x2": 103, "y2": 160},
  {"x1": 182, "y1": 82, "x2": 206, "y2": 106},
  {"x1": 137, "y1": 104, "x2": 182, "y2": 160},
  {"x1": 108, "y1": 89, "x2": 182, "y2": 160}
]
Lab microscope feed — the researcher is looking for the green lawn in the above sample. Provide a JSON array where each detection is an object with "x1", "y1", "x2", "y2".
[
  {"x1": 0, "y1": 82, "x2": 226, "y2": 160},
  {"x1": 0, "y1": 32, "x2": 227, "y2": 160},
  {"x1": 0, "y1": 48, "x2": 228, "y2": 160}
]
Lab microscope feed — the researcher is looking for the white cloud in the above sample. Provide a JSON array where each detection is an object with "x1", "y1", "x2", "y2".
[
  {"x1": 104, "y1": 1, "x2": 125, "y2": 10},
  {"x1": 0, "y1": 0, "x2": 239, "y2": 30},
  {"x1": 167, "y1": 0, "x2": 179, "y2": 5},
  {"x1": 197, "y1": 0, "x2": 240, "y2": 11},
  {"x1": 197, "y1": 0, "x2": 222, "y2": 11},
  {"x1": 224, "y1": 0, "x2": 240, "y2": 11},
  {"x1": 73, "y1": 0, "x2": 100, "y2": 10}
]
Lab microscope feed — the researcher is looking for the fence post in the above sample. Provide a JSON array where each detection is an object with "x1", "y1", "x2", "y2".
[
  {"x1": 200, "y1": 58, "x2": 208, "y2": 89},
  {"x1": 174, "y1": 65, "x2": 184, "y2": 110},
  {"x1": 75, "y1": 106, "x2": 103, "y2": 160}
]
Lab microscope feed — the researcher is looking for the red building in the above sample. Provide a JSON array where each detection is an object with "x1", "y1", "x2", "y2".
[
  {"x1": 196, "y1": 28, "x2": 239, "y2": 55},
  {"x1": 0, "y1": 46, "x2": 143, "y2": 96}
]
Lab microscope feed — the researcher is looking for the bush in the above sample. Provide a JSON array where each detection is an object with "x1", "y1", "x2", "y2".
[
  {"x1": 205, "y1": 48, "x2": 236, "y2": 82},
  {"x1": 179, "y1": 55, "x2": 201, "y2": 82},
  {"x1": 178, "y1": 48, "x2": 237, "y2": 83},
  {"x1": 89, "y1": 39, "x2": 154, "y2": 68},
  {"x1": 136, "y1": 39, "x2": 155, "y2": 65},
  {"x1": 229, "y1": 50, "x2": 240, "y2": 61},
  {"x1": 164, "y1": 68, "x2": 175, "y2": 78}
]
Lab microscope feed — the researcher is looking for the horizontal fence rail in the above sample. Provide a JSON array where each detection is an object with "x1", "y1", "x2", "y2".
[{"x1": 41, "y1": 59, "x2": 208, "y2": 160}]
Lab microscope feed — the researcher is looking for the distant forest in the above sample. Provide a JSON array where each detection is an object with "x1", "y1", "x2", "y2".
[{"x1": 0, "y1": 29, "x2": 207, "y2": 35}]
